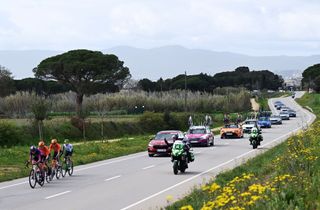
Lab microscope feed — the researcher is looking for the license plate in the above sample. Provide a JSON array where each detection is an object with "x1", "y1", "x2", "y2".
[
  {"x1": 226, "y1": 133, "x2": 233, "y2": 135},
  {"x1": 191, "y1": 140, "x2": 198, "y2": 143},
  {"x1": 157, "y1": 149, "x2": 166, "y2": 152}
]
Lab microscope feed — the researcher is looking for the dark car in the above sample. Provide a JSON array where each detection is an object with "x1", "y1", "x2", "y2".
[
  {"x1": 185, "y1": 126, "x2": 214, "y2": 147},
  {"x1": 288, "y1": 109, "x2": 296, "y2": 117},
  {"x1": 258, "y1": 117, "x2": 272, "y2": 128},
  {"x1": 147, "y1": 130, "x2": 184, "y2": 157}
]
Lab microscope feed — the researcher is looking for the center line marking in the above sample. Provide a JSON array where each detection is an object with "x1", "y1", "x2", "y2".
[
  {"x1": 142, "y1": 165, "x2": 155, "y2": 170},
  {"x1": 45, "y1": 191, "x2": 71, "y2": 199},
  {"x1": 105, "y1": 175, "x2": 122, "y2": 181}
]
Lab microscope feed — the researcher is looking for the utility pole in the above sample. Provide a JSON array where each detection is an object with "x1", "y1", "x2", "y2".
[{"x1": 184, "y1": 71, "x2": 187, "y2": 112}]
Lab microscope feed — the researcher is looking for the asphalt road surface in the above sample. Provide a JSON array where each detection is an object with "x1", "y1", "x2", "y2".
[{"x1": 0, "y1": 91, "x2": 316, "y2": 210}]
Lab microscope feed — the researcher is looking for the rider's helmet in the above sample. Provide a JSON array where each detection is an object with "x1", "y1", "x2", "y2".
[
  {"x1": 51, "y1": 139, "x2": 58, "y2": 144},
  {"x1": 38, "y1": 140, "x2": 45, "y2": 147},
  {"x1": 251, "y1": 127, "x2": 258, "y2": 134},
  {"x1": 30, "y1": 145, "x2": 37, "y2": 153},
  {"x1": 64, "y1": 139, "x2": 69, "y2": 144}
]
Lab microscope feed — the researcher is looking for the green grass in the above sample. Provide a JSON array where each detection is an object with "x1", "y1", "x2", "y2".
[{"x1": 166, "y1": 92, "x2": 320, "y2": 210}]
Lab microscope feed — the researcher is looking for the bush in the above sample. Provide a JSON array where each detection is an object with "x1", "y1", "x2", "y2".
[{"x1": 0, "y1": 121, "x2": 24, "y2": 146}]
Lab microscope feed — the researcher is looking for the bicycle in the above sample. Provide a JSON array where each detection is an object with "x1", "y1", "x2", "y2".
[
  {"x1": 61, "y1": 155, "x2": 73, "y2": 177},
  {"x1": 51, "y1": 158, "x2": 62, "y2": 180},
  {"x1": 26, "y1": 161, "x2": 45, "y2": 188}
]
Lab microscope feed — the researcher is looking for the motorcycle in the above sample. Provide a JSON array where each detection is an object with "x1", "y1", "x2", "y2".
[
  {"x1": 171, "y1": 140, "x2": 192, "y2": 175},
  {"x1": 249, "y1": 132, "x2": 263, "y2": 149}
]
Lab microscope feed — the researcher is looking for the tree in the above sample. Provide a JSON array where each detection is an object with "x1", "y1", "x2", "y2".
[
  {"x1": 33, "y1": 49, "x2": 131, "y2": 117},
  {"x1": 302, "y1": 64, "x2": 320, "y2": 91},
  {"x1": 31, "y1": 97, "x2": 50, "y2": 140},
  {"x1": 0, "y1": 65, "x2": 15, "y2": 97}
]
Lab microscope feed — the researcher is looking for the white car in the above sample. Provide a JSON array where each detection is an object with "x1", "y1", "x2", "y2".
[
  {"x1": 279, "y1": 111, "x2": 290, "y2": 120},
  {"x1": 242, "y1": 119, "x2": 261, "y2": 133}
]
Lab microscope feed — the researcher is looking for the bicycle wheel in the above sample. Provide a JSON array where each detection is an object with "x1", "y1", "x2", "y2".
[
  {"x1": 36, "y1": 171, "x2": 44, "y2": 186},
  {"x1": 56, "y1": 166, "x2": 62, "y2": 179},
  {"x1": 29, "y1": 169, "x2": 37, "y2": 188},
  {"x1": 61, "y1": 162, "x2": 66, "y2": 177},
  {"x1": 68, "y1": 160, "x2": 73, "y2": 176}
]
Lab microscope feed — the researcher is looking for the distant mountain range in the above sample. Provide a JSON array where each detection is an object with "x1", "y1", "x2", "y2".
[{"x1": 0, "y1": 46, "x2": 319, "y2": 80}]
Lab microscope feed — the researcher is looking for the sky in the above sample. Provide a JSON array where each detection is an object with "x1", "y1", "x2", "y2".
[{"x1": 0, "y1": 0, "x2": 320, "y2": 56}]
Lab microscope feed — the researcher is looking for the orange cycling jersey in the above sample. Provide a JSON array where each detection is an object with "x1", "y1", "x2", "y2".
[
  {"x1": 38, "y1": 145, "x2": 50, "y2": 156},
  {"x1": 49, "y1": 143, "x2": 61, "y2": 153}
]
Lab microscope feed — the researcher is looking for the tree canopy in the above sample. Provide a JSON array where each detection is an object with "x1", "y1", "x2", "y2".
[
  {"x1": 33, "y1": 49, "x2": 131, "y2": 116},
  {"x1": 0, "y1": 66, "x2": 15, "y2": 97},
  {"x1": 138, "y1": 67, "x2": 283, "y2": 92},
  {"x1": 302, "y1": 64, "x2": 320, "y2": 92}
]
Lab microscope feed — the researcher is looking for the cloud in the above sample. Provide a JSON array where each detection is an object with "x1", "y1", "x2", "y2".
[{"x1": 0, "y1": 0, "x2": 319, "y2": 55}]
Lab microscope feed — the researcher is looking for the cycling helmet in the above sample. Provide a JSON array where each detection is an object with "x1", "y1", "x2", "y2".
[
  {"x1": 64, "y1": 139, "x2": 69, "y2": 144},
  {"x1": 38, "y1": 141, "x2": 45, "y2": 147},
  {"x1": 51, "y1": 139, "x2": 57, "y2": 144},
  {"x1": 30, "y1": 145, "x2": 36, "y2": 152}
]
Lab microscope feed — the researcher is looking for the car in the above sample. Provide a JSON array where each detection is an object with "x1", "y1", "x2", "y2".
[
  {"x1": 185, "y1": 126, "x2": 214, "y2": 146},
  {"x1": 288, "y1": 109, "x2": 296, "y2": 117},
  {"x1": 270, "y1": 115, "x2": 282, "y2": 124},
  {"x1": 279, "y1": 111, "x2": 290, "y2": 120},
  {"x1": 242, "y1": 119, "x2": 261, "y2": 133},
  {"x1": 258, "y1": 117, "x2": 272, "y2": 128},
  {"x1": 220, "y1": 123, "x2": 243, "y2": 139},
  {"x1": 147, "y1": 130, "x2": 184, "y2": 157}
]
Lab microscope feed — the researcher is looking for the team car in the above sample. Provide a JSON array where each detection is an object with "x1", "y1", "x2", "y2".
[
  {"x1": 269, "y1": 115, "x2": 282, "y2": 125},
  {"x1": 147, "y1": 130, "x2": 184, "y2": 157},
  {"x1": 184, "y1": 126, "x2": 214, "y2": 146},
  {"x1": 257, "y1": 117, "x2": 272, "y2": 128},
  {"x1": 220, "y1": 123, "x2": 244, "y2": 139},
  {"x1": 242, "y1": 119, "x2": 261, "y2": 133}
]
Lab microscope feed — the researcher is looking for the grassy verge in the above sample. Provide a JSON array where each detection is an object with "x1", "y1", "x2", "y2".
[
  {"x1": 0, "y1": 135, "x2": 149, "y2": 182},
  {"x1": 166, "y1": 93, "x2": 320, "y2": 210}
]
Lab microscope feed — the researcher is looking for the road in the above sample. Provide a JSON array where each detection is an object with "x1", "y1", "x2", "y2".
[{"x1": 0, "y1": 91, "x2": 316, "y2": 210}]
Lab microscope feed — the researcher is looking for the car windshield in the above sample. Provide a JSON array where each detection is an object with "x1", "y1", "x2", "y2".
[
  {"x1": 188, "y1": 129, "x2": 206, "y2": 134},
  {"x1": 225, "y1": 124, "x2": 238, "y2": 128},
  {"x1": 155, "y1": 133, "x2": 176, "y2": 140},
  {"x1": 271, "y1": 115, "x2": 280, "y2": 118},
  {"x1": 259, "y1": 117, "x2": 268, "y2": 121},
  {"x1": 280, "y1": 111, "x2": 288, "y2": 114},
  {"x1": 245, "y1": 121, "x2": 256, "y2": 124}
]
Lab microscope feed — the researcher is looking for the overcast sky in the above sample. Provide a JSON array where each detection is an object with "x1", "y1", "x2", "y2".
[{"x1": 0, "y1": 0, "x2": 320, "y2": 56}]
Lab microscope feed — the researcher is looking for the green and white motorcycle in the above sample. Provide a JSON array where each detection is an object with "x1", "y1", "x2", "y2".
[
  {"x1": 249, "y1": 127, "x2": 263, "y2": 149},
  {"x1": 171, "y1": 140, "x2": 194, "y2": 175}
]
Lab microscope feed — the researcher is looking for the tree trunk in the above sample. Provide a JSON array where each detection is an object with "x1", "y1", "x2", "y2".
[
  {"x1": 82, "y1": 119, "x2": 86, "y2": 140},
  {"x1": 76, "y1": 93, "x2": 84, "y2": 118},
  {"x1": 38, "y1": 120, "x2": 43, "y2": 140},
  {"x1": 101, "y1": 116, "x2": 104, "y2": 141}
]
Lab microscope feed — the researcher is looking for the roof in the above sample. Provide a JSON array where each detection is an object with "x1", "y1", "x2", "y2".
[{"x1": 157, "y1": 130, "x2": 181, "y2": 134}]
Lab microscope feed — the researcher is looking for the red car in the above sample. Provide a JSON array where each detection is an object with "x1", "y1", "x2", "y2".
[{"x1": 147, "y1": 130, "x2": 184, "y2": 157}]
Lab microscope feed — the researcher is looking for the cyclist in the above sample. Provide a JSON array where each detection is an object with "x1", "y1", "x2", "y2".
[
  {"x1": 62, "y1": 139, "x2": 73, "y2": 160},
  {"x1": 49, "y1": 139, "x2": 61, "y2": 163},
  {"x1": 38, "y1": 140, "x2": 51, "y2": 174},
  {"x1": 29, "y1": 146, "x2": 41, "y2": 164}
]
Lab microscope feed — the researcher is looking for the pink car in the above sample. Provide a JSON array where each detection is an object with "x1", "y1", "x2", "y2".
[{"x1": 185, "y1": 126, "x2": 214, "y2": 147}]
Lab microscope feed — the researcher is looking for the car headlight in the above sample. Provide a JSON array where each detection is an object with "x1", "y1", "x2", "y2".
[{"x1": 148, "y1": 143, "x2": 153, "y2": 147}]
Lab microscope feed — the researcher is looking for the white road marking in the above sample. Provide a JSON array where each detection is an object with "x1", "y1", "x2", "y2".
[
  {"x1": 45, "y1": 191, "x2": 71, "y2": 199},
  {"x1": 223, "y1": 142, "x2": 230, "y2": 145},
  {"x1": 142, "y1": 165, "x2": 155, "y2": 170},
  {"x1": 75, "y1": 153, "x2": 146, "y2": 172},
  {"x1": 0, "y1": 181, "x2": 28, "y2": 190},
  {"x1": 120, "y1": 159, "x2": 235, "y2": 210},
  {"x1": 105, "y1": 175, "x2": 122, "y2": 181}
]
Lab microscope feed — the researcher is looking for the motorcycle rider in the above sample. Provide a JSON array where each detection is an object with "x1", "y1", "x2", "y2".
[
  {"x1": 249, "y1": 127, "x2": 263, "y2": 145},
  {"x1": 164, "y1": 134, "x2": 194, "y2": 162}
]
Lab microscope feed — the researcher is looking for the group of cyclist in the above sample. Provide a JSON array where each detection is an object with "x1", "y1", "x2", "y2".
[{"x1": 29, "y1": 138, "x2": 73, "y2": 175}]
